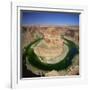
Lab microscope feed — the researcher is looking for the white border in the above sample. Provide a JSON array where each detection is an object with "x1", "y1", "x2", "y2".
[{"x1": 11, "y1": 1, "x2": 88, "y2": 89}]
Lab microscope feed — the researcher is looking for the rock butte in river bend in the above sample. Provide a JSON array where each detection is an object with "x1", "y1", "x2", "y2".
[{"x1": 35, "y1": 27, "x2": 64, "y2": 60}]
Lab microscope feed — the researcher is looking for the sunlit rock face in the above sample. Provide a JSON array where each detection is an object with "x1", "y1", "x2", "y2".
[
  {"x1": 45, "y1": 70, "x2": 59, "y2": 77},
  {"x1": 34, "y1": 27, "x2": 64, "y2": 62}
]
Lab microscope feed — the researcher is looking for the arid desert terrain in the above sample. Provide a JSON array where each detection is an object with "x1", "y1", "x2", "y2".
[{"x1": 21, "y1": 25, "x2": 79, "y2": 77}]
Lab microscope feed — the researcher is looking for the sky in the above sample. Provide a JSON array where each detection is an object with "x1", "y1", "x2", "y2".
[{"x1": 21, "y1": 10, "x2": 80, "y2": 26}]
